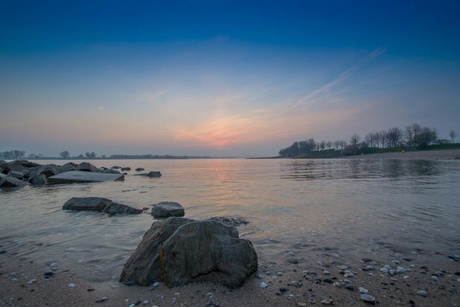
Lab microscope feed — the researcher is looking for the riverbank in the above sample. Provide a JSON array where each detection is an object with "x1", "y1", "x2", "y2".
[
  {"x1": 2, "y1": 227, "x2": 459, "y2": 306},
  {"x1": 340, "y1": 149, "x2": 460, "y2": 161}
]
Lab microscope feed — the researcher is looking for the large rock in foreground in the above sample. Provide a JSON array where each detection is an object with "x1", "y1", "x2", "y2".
[
  {"x1": 120, "y1": 218, "x2": 258, "y2": 289},
  {"x1": 48, "y1": 171, "x2": 124, "y2": 184},
  {"x1": 63, "y1": 197, "x2": 142, "y2": 215}
]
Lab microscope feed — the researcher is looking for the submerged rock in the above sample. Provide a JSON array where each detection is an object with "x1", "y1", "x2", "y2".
[
  {"x1": 120, "y1": 218, "x2": 258, "y2": 289},
  {"x1": 0, "y1": 176, "x2": 30, "y2": 187},
  {"x1": 63, "y1": 197, "x2": 142, "y2": 215},
  {"x1": 48, "y1": 171, "x2": 124, "y2": 183}
]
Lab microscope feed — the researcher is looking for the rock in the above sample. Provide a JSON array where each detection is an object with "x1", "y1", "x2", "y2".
[
  {"x1": 259, "y1": 282, "x2": 268, "y2": 288},
  {"x1": 120, "y1": 218, "x2": 258, "y2": 289},
  {"x1": 64, "y1": 197, "x2": 113, "y2": 211},
  {"x1": 208, "y1": 216, "x2": 249, "y2": 227},
  {"x1": 101, "y1": 168, "x2": 121, "y2": 174},
  {"x1": 0, "y1": 176, "x2": 30, "y2": 187},
  {"x1": 48, "y1": 171, "x2": 124, "y2": 183},
  {"x1": 360, "y1": 293, "x2": 376, "y2": 304},
  {"x1": 135, "y1": 168, "x2": 145, "y2": 171},
  {"x1": 121, "y1": 167, "x2": 131, "y2": 171},
  {"x1": 76, "y1": 162, "x2": 100, "y2": 172},
  {"x1": 35, "y1": 165, "x2": 59, "y2": 177},
  {"x1": 103, "y1": 202, "x2": 142, "y2": 215},
  {"x1": 63, "y1": 197, "x2": 142, "y2": 215},
  {"x1": 151, "y1": 202, "x2": 185, "y2": 219},
  {"x1": 58, "y1": 162, "x2": 77, "y2": 173},
  {"x1": 29, "y1": 174, "x2": 48, "y2": 185},
  {"x1": 7, "y1": 171, "x2": 24, "y2": 180},
  {"x1": 137, "y1": 171, "x2": 162, "y2": 178},
  {"x1": 417, "y1": 290, "x2": 428, "y2": 297},
  {"x1": 120, "y1": 217, "x2": 194, "y2": 286}
]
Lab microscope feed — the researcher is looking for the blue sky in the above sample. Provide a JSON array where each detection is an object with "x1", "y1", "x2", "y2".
[{"x1": 1, "y1": 1, "x2": 459, "y2": 157}]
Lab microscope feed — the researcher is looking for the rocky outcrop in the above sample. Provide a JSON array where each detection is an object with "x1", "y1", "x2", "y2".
[
  {"x1": 48, "y1": 171, "x2": 124, "y2": 183},
  {"x1": 63, "y1": 197, "x2": 142, "y2": 215},
  {"x1": 151, "y1": 201, "x2": 185, "y2": 219},
  {"x1": 0, "y1": 176, "x2": 30, "y2": 187},
  {"x1": 120, "y1": 218, "x2": 258, "y2": 289}
]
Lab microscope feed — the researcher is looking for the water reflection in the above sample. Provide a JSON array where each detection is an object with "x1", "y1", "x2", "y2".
[{"x1": 280, "y1": 159, "x2": 444, "y2": 181}]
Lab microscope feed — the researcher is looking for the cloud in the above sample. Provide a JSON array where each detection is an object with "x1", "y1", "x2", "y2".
[{"x1": 289, "y1": 47, "x2": 387, "y2": 109}]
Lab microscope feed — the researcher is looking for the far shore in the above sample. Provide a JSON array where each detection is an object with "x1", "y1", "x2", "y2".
[{"x1": 339, "y1": 148, "x2": 460, "y2": 160}]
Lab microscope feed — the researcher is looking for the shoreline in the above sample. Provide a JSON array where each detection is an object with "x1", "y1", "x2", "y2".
[
  {"x1": 339, "y1": 149, "x2": 460, "y2": 161},
  {"x1": 2, "y1": 227, "x2": 460, "y2": 306}
]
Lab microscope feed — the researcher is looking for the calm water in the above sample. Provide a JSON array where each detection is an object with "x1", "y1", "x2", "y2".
[{"x1": 1, "y1": 158, "x2": 460, "y2": 281}]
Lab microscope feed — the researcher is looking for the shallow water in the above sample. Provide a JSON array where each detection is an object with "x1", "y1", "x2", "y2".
[{"x1": 1, "y1": 158, "x2": 459, "y2": 281}]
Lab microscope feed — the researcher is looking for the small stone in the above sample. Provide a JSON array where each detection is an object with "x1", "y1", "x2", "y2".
[
  {"x1": 391, "y1": 259, "x2": 400, "y2": 265},
  {"x1": 323, "y1": 270, "x2": 330, "y2": 275},
  {"x1": 142, "y1": 300, "x2": 149, "y2": 305},
  {"x1": 431, "y1": 275, "x2": 438, "y2": 281},
  {"x1": 359, "y1": 287, "x2": 368, "y2": 294},
  {"x1": 44, "y1": 271, "x2": 54, "y2": 278},
  {"x1": 27, "y1": 279, "x2": 37, "y2": 284},
  {"x1": 321, "y1": 298, "x2": 333, "y2": 305},
  {"x1": 277, "y1": 272, "x2": 283, "y2": 276},
  {"x1": 417, "y1": 290, "x2": 428, "y2": 297},
  {"x1": 396, "y1": 266, "x2": 407, "y2": 274},
  {"x1": 297, "y1": 303, "x2": 307, "y2": 307},
  {"x1": 360, "y1": 293, "x2": 376, "y2": 303},
  {"x1": 260, "y1": 282, "x2": 268, "y2": 288},
  {"x1": 337, "y1": 265, "x2": 348, "y2": 270},
  {"x1": 68, "y1": 283, "x2": 76, "y2": 288},
  {"x1": 95, "y1": 297, "x2": 108, "y2": 303}
]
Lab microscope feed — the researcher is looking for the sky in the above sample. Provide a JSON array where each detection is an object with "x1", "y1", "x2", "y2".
[{"x1": 1, "y1": 0, "x2": 459, "y2": 157}]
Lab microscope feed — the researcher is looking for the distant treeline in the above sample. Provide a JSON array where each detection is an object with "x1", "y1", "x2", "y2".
[{"x1": 279, "y1": 123, "x2": 457, "y2": 158}]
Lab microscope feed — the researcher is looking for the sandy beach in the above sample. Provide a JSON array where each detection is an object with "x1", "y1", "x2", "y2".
[{"x1": 2, "y1": 150, "x2": 460, "y2": 307}]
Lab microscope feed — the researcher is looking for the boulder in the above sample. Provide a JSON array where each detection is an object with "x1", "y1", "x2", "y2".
[
  {"x1": 76, "y1": 162, "x2": 100, "y2": 172},
  {"x1": 48, "y1": 171, "x2": 124, "y2": 183},
  {"x1": 63, "y1": 197, "x2": 142, "y2": 215},
  {"x1": 29, "y1": 174, "x2": 48, "y2": 186},
  {"x1": 0, "y1": 176, "x2": 30, "y2": 187},
  {"x1": 120, "y1": 217, "x2": 194, "y2": 286},
  {"x1": 58, "y1": 162, "x2": 77, "y2": 173},
  {"x1": 35, "y1": 165, "x2": 59, "y2": 177},
  {"x1": 120, "y1": 218, "x2": 258, "y2": 289},
  {"x1": 7, "y1": 170, "x2": 24, "y2": 180},
  {"x1": 151, "y1": 202, "x2": 185, "y2": 219}
]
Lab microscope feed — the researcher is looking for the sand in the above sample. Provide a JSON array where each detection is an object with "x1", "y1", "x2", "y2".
[{"x1": 2, "y1": 150, "x2": 460, "y2": 306}]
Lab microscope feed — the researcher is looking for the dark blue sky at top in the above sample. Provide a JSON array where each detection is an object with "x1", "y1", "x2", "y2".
[
  {"x1": 1, "y1": 0, "x2": 459, "y2": 156},
  {"x1": 2, "y1": 0, "x2": 459, "y2": 58}
]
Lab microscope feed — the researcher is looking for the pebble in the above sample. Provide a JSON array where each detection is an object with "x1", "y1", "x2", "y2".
[
  {"x1": 142, "y1": 300, "x2": 149, "y2": 305},
  {"x1": 68, "y1": 283, "x2": 76, "y2": 288},
  {"x1": 417, "y1": 290, "x2": 428, "y2": 297},
  {"x1": 43, "y1": 271, "x2": 54, "y2": 278},
  {"x1": 321, "y1": 298, "x2": 334, "y2": 305},
  {"x1": 360, "y1": 293, "x2": 376, "y2": 303},
  {"x1": 396, "y1": 266, "x2": 407, "y2": 274},
  {"x1": 259, "y1": 282, "x2": 268, "y2": 288},
  {"x1": 95, "y1": 297, "x2": 108, "y2": 303},
  {"x1": 323, "y1": 270, "x2": 330, "y2": 275},
  {"x1": 359, "y1": 287, "x2": 368, "y2": 294},
  {"x1": 431, "y1": 275, "x2": 438, "y2": 281},
  {"x1": 337, "y1": 265, "x2": 348, "y2": 270},
  {"x1": 49, "y1": 262, "x2": 58, "y2": 270},
  {"x1": 277, "y1": 272, "x2": 283, "y2": 276},
  {"x1": 27, "y1": 279, "x2": 37, "y2": 284}
]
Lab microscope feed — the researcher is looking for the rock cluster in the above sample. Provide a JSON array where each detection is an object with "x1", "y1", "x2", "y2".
[
  {"x1": 120, "y1": 217, "x2": 258, "y2": 289},
  {"x1": 0, "y1": 160, "x2": 125, "y2": 187}
]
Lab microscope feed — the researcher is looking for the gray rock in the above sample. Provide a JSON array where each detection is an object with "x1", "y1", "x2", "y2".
[
  {"x1": 36, "y1": 165, "x2": 59, "y2": 177},
  {"x1": 101, "y1": 168, "x2": 121, "y2": 174},
  {"x1": 0, "y1": 176, "x2": 30, "y2": 187},
  {"x1": 58, "y1": 162, "x2": 77, "y2": 173},
  {"x1": 76, "y1": 162, "x2": 100, "y2": 172},
  {"x1": 208, "y1": 216, "x2": 249, "y2": 227},
  {"x1": 63, "y1": 197, "x2": 142, "y2": 215},
  {"x1": 121, "y1": 167, "x2": 131, "y2": 171},
  {"x1": 29, "y1": 174, "x2": 48, "y2": 185},
  {"x1": 120, "y1": 218, "x2": 258, "y2": 289},
  {"x1": 63, "y1": 197, "x2": 113, "y2": 211},
  {"x1": 103, "y1": 202, "x2": 142, "y2": 215},
  {"x1": 135, "y1": 168, "x2": 145, "y2": 172},
  {"x1": 7, "y1": 171, "x2": 24, "y2": 180},
  {"x1": 48, "y1": 171, "x2": 124, "y2": 184},
  {"x1": 120, "y1": 217, "x2": 194, "y2": 286},
  {"x1": 151, "y1": 202, "x2": 185, "y2": 219},
  {"x1": 360, "y1": 293, "x2": 376, "y2": 303},
  {"x1": 147, "y1": 171, "x2": 161, "y2": 177}
]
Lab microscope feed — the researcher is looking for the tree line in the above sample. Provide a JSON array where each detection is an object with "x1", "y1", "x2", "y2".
[{"x1": 279, "y1": 123, "x2": 457, "y2": 157}]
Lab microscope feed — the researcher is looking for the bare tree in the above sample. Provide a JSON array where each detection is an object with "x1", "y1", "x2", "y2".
[
  {"x1": 386, "y1": 127, "x2": 403, "y2": 148},
  {"x1": 450, "y1": 129, "x2": 457, "y2": 143},
  {"x1": 60, "y1": 151, "x2": 70, "y2": 159}
]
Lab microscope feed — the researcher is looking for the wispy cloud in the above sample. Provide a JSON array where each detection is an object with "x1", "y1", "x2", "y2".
[{"x1": 289, "y1": 47, "x2": 387, "y2": 109}]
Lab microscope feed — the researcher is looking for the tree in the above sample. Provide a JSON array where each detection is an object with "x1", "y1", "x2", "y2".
[
  {"x1": 60, "y1": 151, "x2": 70, "y2": 159},
  {"x1": 386, "y1": 127, "x2": 403, "y2": 148},
  {"x1": 450, "y1": 129, "x2": 457, "y2": 143},
  {"x1": 85, "y1": 152, "x2": 97, "y2": 159}
]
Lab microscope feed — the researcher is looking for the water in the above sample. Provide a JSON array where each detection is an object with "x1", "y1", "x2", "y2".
[{"x1": 1, "y1": 158, "x2": 460, "y2": 281}]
